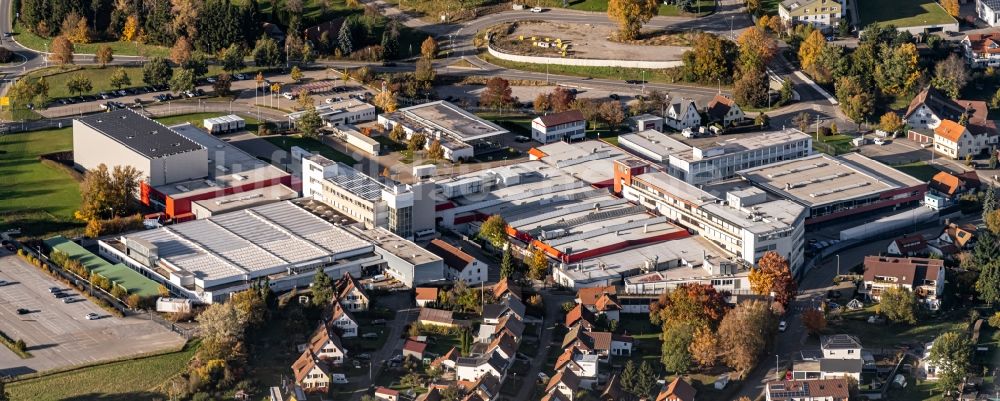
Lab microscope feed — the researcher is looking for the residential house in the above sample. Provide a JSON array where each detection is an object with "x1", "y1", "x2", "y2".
[
  {"x1": 601, "y1": 374, "x2": 626, "y2": 401},
  {"x1": 492, "y1": 278, "x2": 523, "y2": 301},
  {"x1": 778, "y1": 0, "x2": 843, "y2": 30},
  {"x1": 821, "y1": 334, "x2": 862, "y2": 359},
  {"x1": 629, "y1": 114, "x2": 664, "y2": 132},
  {"x1": 375, "y1": 387, "x2": 400, "y2": 401},
  {"x1": 562, "y1": 326, "x2": 631, "y2": 360},
  {"x1": 416, "y1": 388, "x2": 443, "y2": 401},
  {"x1": 887, "y1": 234, "x2": 929, "y2": 257},
  {"x1": 977, "y1": 0, "x2": 1000, "y2": 27},
  {"x1": 576, "y1": 286, "x2": 621, "y2": 321},
  {"x1": 565, "y1": 304, "x2": 597, "y2": 331},
  {"x1": 455, "y1": 352, "x2": 508, "y2": 382},
  {"x1": 403, "y1": 339, "x2": 428, "y2": 360},
  {"x1": 415, "y1": 287, "x2": 439, "y2": 307},
  {"x1": 544, "y1": 369, "x2": 581, "y2": 401},
  {"x1": 555, "y1": 348, "x2": 600, "y2": 388},
  {"x1": 665, "y1": 99, "x2": 701, "y2": 131},
  {"x1": 486, "y1": 332, "x2": 518, "y2": 361},
  {"x1": 793, "y1": 335, "x2": 863, "y2": 381},
  {"x1": 304, "y1": 323, "x2": 348, "y2": 366},
  {"x1": 656, "y1": 377, "x2": 697, "y2": 401},
  {"x1": 419, "y1": 307, "x2": 458, "y2": 328},
  {"x1": 426, "y1": 239, "x2": 488, "y2": 284},
  {"x1": 335, "y1": 272, "x2": 369, "y2": 312},
  {"x1": 933, "y1": 118, "x2": 998, "y2": 160},
  {"x1": 905, "y1": 87, "x2": 967, "y2": 130},
  {"x1": 929, "y1": 171, "x2": 980, "y2": 199},
  {"x1": 292, "y1": 350, "x2": 332, "y2": 392},
  {"x1": 706, "y1": 94, "x2": 745, "y2": 127},
  {"x1": 532, "y1": 110, "x2": 587, "y2": 144},
  {"x1": 494, "y1": 315, "x2": 525, "y2": 342},
  {"x1": 464, "y1": 373, "x2": 501, "y2": 401},
  {"x1": 328, "y1": 302, "x2": 359, "y2": 338},
  {"x1": 611, "y1": 334, "x2": 634, "y2": 357},
  {"x1": 919, "y1": 341, "x2": 941, "y2": 380},
  {"x1": 937, "y1": 222, "x2": 978, "y2": 251},
  {"x1": 863, "y1": 256, "x2": 945, "y2": 310},
  {"x1": 431, "y1": 347, "x2": 460, "y2": 371},
  {"x1": 483, "y1": 297, "x2": 526, "y2": 325},
  {"x1": 765, "y1": 378, "x2": 850, "y2": 401},
  {"x1": 904, "y1": 87, "x2": 998, "y2": 158},
  {"x1": 963, "y1": 31, "x2": 1000, "y2": 68}
]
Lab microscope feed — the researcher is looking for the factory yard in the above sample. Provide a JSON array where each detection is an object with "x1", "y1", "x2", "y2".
[{"x1": 0, "y1": 250, "x2": 185, "y2": 377}]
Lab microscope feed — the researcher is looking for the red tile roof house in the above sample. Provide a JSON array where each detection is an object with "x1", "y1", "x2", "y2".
[
  {"x1": 887, "y1": 234, "x2": 930, "y2": 257},
  {"x1": 862, "y1": 256, "x2": 945, "y2": 310},
  {"x1": 403, "y1": 339, "x2": 428, "y2": 360},
  {"x1": 374, "y1": 386, "x2": 400, "y2": 401},
  {"x1": 426, "y1": 239, "x2": 488, "y2": 285},
  {"x1": 415, "y1": 287, "x2": 439, "y2": 307},
  {"x1": 656, "y1": 377, "x2": 696, "y2": 401}
]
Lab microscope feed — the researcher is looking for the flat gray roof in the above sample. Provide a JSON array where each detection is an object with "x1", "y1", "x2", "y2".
[
  {"x1": 125, "y1": 201, "x2": 372, "y2": 283},
  {"x1": 739, "y1": 153, "x2": 924, "y2": 207},
  {"x1": 618, "y1": 130, "x2": 692, "y2": 161},
  {"x1": 533, "y1": 140, "x2": 630, "y2": 184},
  {"x1": 349, "y1": 226, "x2": 443, "y2": 266},
  {"x1": 156, "y1": 124, "x2": 289, "y2": 197},
  {"x1": 191, "y1": 184, "x2": 299, "y2": 214},
  {"x1": 76, "y1": 109, "x2": 204, "y2": 159},
  {"x1": 394, "y1": 101, "x2": 508, "y2": 141}
]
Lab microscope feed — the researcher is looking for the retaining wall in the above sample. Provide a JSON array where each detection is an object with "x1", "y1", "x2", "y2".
[{"x1": 487, "y1": 44, "x2": 684, "y2": 69}]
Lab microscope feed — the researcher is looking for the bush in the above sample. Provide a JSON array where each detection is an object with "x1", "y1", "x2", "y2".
[
  {"x1": 14, "y1": 339, "x2": 25, "y2": 352},
  {"x1": 0, "y1": 46, "x2": 12, "y2": 63}
]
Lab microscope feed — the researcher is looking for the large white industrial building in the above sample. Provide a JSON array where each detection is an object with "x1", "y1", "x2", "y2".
[{"x1": 378, "y1": 101, "x2": 509, "y2": 162}]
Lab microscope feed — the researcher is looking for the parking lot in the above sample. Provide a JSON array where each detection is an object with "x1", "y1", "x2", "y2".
[{"x1": 0, "y1": 251, "x2": 185, "y2": 377}]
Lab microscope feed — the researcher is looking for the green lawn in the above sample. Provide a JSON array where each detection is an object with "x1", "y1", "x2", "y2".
[
  {"x1": 0, "y1": 126, "x2": 85, "y2": 238},
  {"x1": 154, "y1": 112, "x2": 261, "y2": 133},
  {"x1": 827, "y1": 306, "x2": 966, "y2": 347},
  {"x1": 892, "y1": 161, "x2": 940, "y2": 182},
  {"x1": 857, "y1": 0, "x2": 956, "y2": 28},
  {"x1": 476, "y1": 112, "x2": 534, "y2": 136},
  {"x1": 812, "y1": 134, "x2": 854, "y2": 155},
  {"x1": 760, "y1": 0, "x2": 782, "y2": 15},
  {"x1": 45, "y1": 236, "x2": 161, "y2": 296},
  {"x1": 6, "y1": 342, "x2": 197, "y2": 401},
  {"x1": 11, "y1": 21, "x2": 170, "y2": 57},
  {"x1": 249, "y1": 0, "x2": 357, "y2": 27},
  {"x1": 481, "y1": 53, "x2": 693, "y2": 85},
  {"x1": 265, "y1": 135, "x2": 357, "y2": 165},
  {"x1": 25, "y1": 65, "x2": 262, "y2": 100},
  {"x1": 562, "y1": 0, "x2": 714, "y2": 16}
]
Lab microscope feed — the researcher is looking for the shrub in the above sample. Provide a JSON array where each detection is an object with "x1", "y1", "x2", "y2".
[{"x1": 14, "y1": 339, "x2": 25, "y2": 352}]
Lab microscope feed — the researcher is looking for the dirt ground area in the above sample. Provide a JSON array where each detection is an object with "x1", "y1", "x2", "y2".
[{"x1": 494, "y1": 21, "x2": 688, "y2": 61}]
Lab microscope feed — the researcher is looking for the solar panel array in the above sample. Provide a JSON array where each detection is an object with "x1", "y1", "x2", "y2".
[{"x1": 127, "y1": 201, "x2": 371, "y2": 282}]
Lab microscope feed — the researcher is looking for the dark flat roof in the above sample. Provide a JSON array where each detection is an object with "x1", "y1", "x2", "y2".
[{"x1": 76, "y1": 109, "x2": 204, "y2": 159}]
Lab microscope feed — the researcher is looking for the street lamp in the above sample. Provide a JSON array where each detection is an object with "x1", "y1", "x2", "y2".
[{"x1": 835, "y1": 254, "x2": 840, "y2": 277}]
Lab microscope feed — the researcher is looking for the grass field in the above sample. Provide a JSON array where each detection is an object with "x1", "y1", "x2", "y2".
[
  {"x1": 760, "y1": 0, "x2": 782, "y2": 15},
  {"x1": 6, "y1": 342, "x2": 197, "y2": 401},
  {"x1": 812, "y1": 134, "x2": 854, "y2": 155},
  {"x1": 25, "y1": 65, "x2": 262, "y2": 101},
  {"x1": 561, "y1": 0, "x2": 714, "y2": 16},
  {"x1": 265, "y1": 135, "x2": 357, "y2": 164},
  {"x1": 11, "y1": 22, "x2": 170, "y2": 58},
  {"x1": 827, "y1": 306, "x2": 966, "y2": 348},
  {"x1": 0, "y1": 126, "x2": 84, "y2": 238},
  {"x1": 892, "y1": 161, "x2": 941, "y2": 182},
  {"x1": 857, "y1": 0, "x2": 956, "y2": 28}
]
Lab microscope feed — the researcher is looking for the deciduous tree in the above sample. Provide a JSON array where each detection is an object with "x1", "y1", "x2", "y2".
[
  {"x1": 928, "y1": 331, "x2": 972, "y2": 393},
  {"x1": 290, "y1": 66, "x2": 303, "y2": 82},
  {"x1": 230, "y1": 288, "x2": 266, "y2": 328},
  {"x1": 421, "y1": 36, "x2": 438, "y2": 59},
  {"x1": 550, "y1": 87, "x2": 576, "y2": 112},
  {"x1": 932, "y1": 53, "x2": 969, "y2": 99},
  {"x1": 801, "y1": 309, "x2": 826, "y2": 336},
  {"x1": 76, "y1": 164, "x2": 141, "y2": 222},
  {"x1": 213, "y1": 73, "x2": 232, "y2": 96},
  {"x1": 252, "y1": 36, "x2": 282, "y2": 68},
  {"x1": 221, "y1": 44, "x2": 245, "y2": 73},
  {"x1": 877, "y1": 286, "x2": 917, "y2": 324},
  {"x1": 121, "y1": 15, "x2": 140, "y2": 42},
  {"x1": 50, "y1": 35, "x2": 74, "y2": 65},
  {"x1": 170, "y1": 0, "x2": 200, "y2": 39},
  {"x1": 534, "y1": 93, "x2": 551, "y2": 113},
  {"x1": 169, "y1": 68, "x2": 196, "y2": 93},
  {"x1": 374, "y1": 90, "x2": 398, "y2": 112},
  {"x1": 109, "y1": 67, "x2": 131, "y2": 90},
  {"x1": 480, "y1": 77, "x2": 515, "y2": 110},
  {"x1": 66, "y1": 74, "x2": 93, "y2": 97},
  {"x1": 942, "y1": 0, "x2": 960, "y2": 17},
  {"x1": 733, "y1": 70, "x2": 769, "y2": 108},
  {"x1": 875, "y1": 43, "x2": 921, "y2": 97},
  {"x1": 689, "y1": 325, "x2": 717, "y2": 367},
  {"x1": 528, "y1": 248, "x2": 549, "y2": 280},
  {"x1": 718, "y1": 300, "x2": 776, "y2": 376},
  {"x1": 661, "y1": 322, "x2": 694, "y2": 373},
  {"x1": 736, "y1": 27, "x2": 775, "y2": 75},
  {"x1": 683, "y1": 33, "x2": 734, "y2": 84},
  {"x1": 650, "y1": 283, "x2": 729, "y2": 330},
  {"x1": 798, "y1": 30, "x2": 826, "y2": 74},
  {"x1": 836, "y1": 76, "x2": 875, "y2": 131},
  {"x1": 415, "y1": 58, "x2": 436, "y2": 85},
  {"x1": 142, "y1": 57, "x2": 173, "y2": 87},
  {"x1": 879, "y1": 111, "x2": 904, "y2": 134},
  {"x1": 607, "y1": 0, "x2": 659, "y2": 40},
  {"x1": 427, "y1": 139, "x2": 444, "y2": 160},
  {"x1": 170, "y1": 36, "x2": 193, "y2": 66},
  {"x1": 748, "y1": 251, "x2": 797, "y2": 307},
  {"x1": 407, "y1": 133, "x2": 426, "y2": 152},
  {"x1": 599, "y1": 100, "x2": 625, "y2": 131},
  {"x1": 479, "y1": 215, "x2": 508, "y2": 248},
  {"x1": 94, "y1": 45, "x2": 113, "y2": 67}
]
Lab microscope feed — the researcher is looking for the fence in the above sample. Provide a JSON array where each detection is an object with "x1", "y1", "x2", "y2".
[{"x1": 14, "y1": 241, "x2": 195, "y2": 339}]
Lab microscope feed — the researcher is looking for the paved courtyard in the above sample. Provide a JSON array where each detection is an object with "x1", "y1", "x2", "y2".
[{"x1": 0, "y1": 251, "x2": 185, "y2": 377}]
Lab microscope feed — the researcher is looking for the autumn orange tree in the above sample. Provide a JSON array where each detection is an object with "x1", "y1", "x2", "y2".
[
  {"x1": 797, "y1": 30, "x2": 826, "y2": 76},
  {"x1": 480, "y1": 77, "x2": 515, "y2": 111},
  {"x1": 879, "y1": 111, "x2": 904, "y2": 134},
  {"x1": 801, "y1": 309, "x2": 826, "y2": 336},
  {"x1": 650, "y1": 283, "x2": 729, "y2": 330},
  {"x1": 50, "y1": 35, "x2": 75, "y2": 65},
  {"x1": 736, "y1": 27, "x2": 775, "y2": 75},
  {"x1": 718, "y1": 300, "x2": 776, "y2": 376},
  {"x1": 607, "y1": 0, "x2": 659, "y2": 41},
  {"x1": 749, "y1": 251, "x2": 798, "y2": 307},
  {"x1": 689, "y1": 325, "x2": 718, "y2": 367},
  {"x1": 942, "y1": 0, "x2": 960, "y2": 17}
]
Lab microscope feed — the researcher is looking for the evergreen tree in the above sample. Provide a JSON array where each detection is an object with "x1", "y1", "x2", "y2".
[
  {"x1": 499, "y1": 247, "x2": 515, "y2": 279},
  {"x1": 984, "y1": 186, "x2": 997, "y2": 221},
  {"x1": 978, "y1": 259, "x2": 1000, "y2": 304},
  {"x1": 620, "y1": 360, "x2": 638, "y2": 394},
  {"x1": 311, "y1": 268, "x2": 334, "y2": 306},
  {"x1": 380, "y1": 20, "x2": 400, "y2": 60},
  {"x1": 636, "y1": 361, "x2": 658, "y2": 398},
  {"x1": 338, "y1": 20, "x2": 353, "y2": 56}
]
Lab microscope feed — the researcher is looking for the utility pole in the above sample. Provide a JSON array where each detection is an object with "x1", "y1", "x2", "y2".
[{"x1": 836, "y1": 254, "x2": 840, "y2": 277}]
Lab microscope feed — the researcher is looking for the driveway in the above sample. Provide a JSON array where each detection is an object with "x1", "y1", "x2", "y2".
[
  {"x1": 0, "y1": 251, "x2": 185, "y2": 377},
  {"x1": 348, "y1": 294, "x2": 419, "y2": 401},
  {"x1": 513, "y1": 289, "x2": 572, "y2": 401}
]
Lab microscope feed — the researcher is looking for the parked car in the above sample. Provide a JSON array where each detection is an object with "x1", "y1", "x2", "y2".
[
  {"x1": 54, "y1": 292, "x2": 70, "y2": 298},
  {"x1": 48, "y1": 287, "x2": 60, "y2": 293},
  {"x1": 234, "y1": 73, "x2": 247, "y2": 80},
  {"x1": 609, "y1": 93, "x2": 620, "y2": 100},
  {"x1": 514, "y1": 135, "x2": 531, "y2": 143},
  {"x1": 361, "y1": 332, "x2": 379, "y2": 339},
  {"x1": 62, "y1": 297, "x2": 75, "y2": 303},
  {"x1": 778, "y1": 321, "x2": 787, "y2": 332},
  {"x1": 530, "y1": 6, "x2": 544, "y2": 12},
  {"x1": 16, "y1": 308, "x2": 29, "y2": 315},
  {"x1": 0, "y1": 280, "x2": 8, "y2": 286},
  {"x1": 281, "y1": 92, "x2": 295, "y2": 100},
  {"x1": 85, "y1": 313, "x2": 99, "y2": 320},
  {"x1": 372, "y1": 319, "x2": 387, "y2": 325},
  {"x1": 206, "y1": 77, "x2": 217, "y2": 83},
  {"x1": 356, "y1": 353, "x2": 371, "y2": 360}
]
